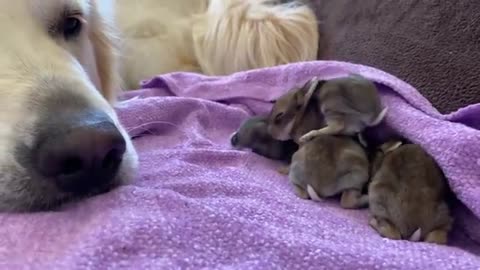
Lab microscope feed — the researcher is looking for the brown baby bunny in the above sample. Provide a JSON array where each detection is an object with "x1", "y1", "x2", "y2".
[
  {"x1": 299, "y1": 74, "x2": 387, "y2": 144},
  {"x1": 267, "y1": 79, "x2": 325, "y2": 144},
  {"x1": 368, "y1": 141, "x2": 453, "y2": 244},
  {"x1": 288, "y1": 133, "x2": 370, "y2": 209},
  {"x1": 231, "y1": 115, "x2": 299, "y2": 162}
]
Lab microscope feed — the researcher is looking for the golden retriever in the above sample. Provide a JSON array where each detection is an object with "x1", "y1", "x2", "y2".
[
  {"x1": 0, "y1": 0, "x2": 137, "y2": 212},
  {"x1": 0, "y1": 0, "x2": 318, "y2": 212}
]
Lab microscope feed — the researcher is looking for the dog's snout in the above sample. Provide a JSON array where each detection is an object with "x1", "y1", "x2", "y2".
[{"x1": 35, "y1": 116, "x2": 126, "y2": 194}]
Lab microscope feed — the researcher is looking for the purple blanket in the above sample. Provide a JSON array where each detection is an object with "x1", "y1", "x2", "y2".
[{"x1": 1, "y1": 61, "x2": 480, "y2": 269}]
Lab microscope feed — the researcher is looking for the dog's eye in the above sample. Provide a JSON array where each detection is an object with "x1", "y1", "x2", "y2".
[
  {"x1": 62, "y1": 16, "x2": 83, "y2": 40},
  {"x1": 274, "y1": 112, "x2": 284, "y2": 124}
]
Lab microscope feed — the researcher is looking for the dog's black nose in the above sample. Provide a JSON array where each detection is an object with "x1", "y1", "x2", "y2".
[
  {"x1": 35, "y1": 117, "x2": 126, "y2": 194},
  {"x1": 231, "y1": 133, "x2": 239, "y2": 146}
]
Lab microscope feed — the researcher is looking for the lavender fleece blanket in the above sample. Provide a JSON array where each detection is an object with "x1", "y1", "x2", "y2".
[{"x1": 1, "y1": 61, "x2": 480, "y2": 269}]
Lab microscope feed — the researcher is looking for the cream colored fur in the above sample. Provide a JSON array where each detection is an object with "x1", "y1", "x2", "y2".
[
  {"x1": 192, "y1": 0, "x2": 319, "y2": 76},
  {"x1": 0, "y1": 0, "x2": 137, "y2": 211},
  {"x1": 115, "y1": 0, "x2": 319, "y2": 89}
]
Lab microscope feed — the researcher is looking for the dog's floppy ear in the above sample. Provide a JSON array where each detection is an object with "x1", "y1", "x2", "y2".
[{"x1": 88, "y1": 0, "x2": 121, "y2": 104}]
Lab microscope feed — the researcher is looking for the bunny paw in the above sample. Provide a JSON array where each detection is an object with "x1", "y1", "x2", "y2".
[
  {"x1": 425, "y1": 230, "x2": 448, "y2": 245},
  {"x1": 369, "y1": 217, "x2": 401, "y2": 240},
  {"x1": 299, "y1": 131, "x2": 319, "y2": 144},
  {"x1": 277, "y1": 165, "x2": 290, "y2": 175}
]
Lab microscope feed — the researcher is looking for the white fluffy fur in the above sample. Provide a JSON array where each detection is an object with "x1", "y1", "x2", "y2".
[
  {"x1": 115, "y1": 0, "x2": 319, "y2": 88},
  {"x1": 192, "y1": 0, "x2": 319, "y2": 75}
]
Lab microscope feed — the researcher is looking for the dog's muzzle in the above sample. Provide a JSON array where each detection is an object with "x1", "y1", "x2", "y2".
[{"x1": 32, "y1": 110, "x2": 126, "y2": 195}]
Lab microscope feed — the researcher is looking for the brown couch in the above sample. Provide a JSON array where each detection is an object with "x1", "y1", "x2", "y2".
[{"x1": 310, "y1": 0, "x2": 480, "y2": 113}]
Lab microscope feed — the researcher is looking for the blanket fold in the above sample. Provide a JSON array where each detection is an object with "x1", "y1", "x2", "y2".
[{"x1": 1, "y1": 61, "x2": 479, "y2": 269}]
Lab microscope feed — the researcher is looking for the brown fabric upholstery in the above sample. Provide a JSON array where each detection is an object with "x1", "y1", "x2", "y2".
[{"x1": 310, "y1": 0, "x2": 480, "y2": 113}]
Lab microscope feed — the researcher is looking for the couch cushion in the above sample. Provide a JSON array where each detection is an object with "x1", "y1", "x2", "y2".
[{"x1": 311, "y1": 0, "x2": 480, "y2": 113}]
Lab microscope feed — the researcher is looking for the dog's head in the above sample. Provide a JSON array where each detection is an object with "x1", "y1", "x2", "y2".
[{"x1": 0, "y1": 0, "x2": 138, "y2": 212}]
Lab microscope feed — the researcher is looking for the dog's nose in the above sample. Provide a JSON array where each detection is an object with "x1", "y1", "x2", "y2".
[
  {"x1": 230, "y1": 133, "x2": 239, "y2": 146},
  {"x1": 36, "y1": 120, "x2": 126, "y2": 194}
]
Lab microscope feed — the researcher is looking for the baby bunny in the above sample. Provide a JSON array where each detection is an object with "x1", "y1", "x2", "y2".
[
  {"x1": 368, "y1": 141, "x2": 453, "y2": 244},
  {"x1": 288, "y1": 134, "x2": 370, "y2": 209},
  {"x1": 231, "y1": 115, "x2": 298, "y2": 162},
  {"x1": 267, "y1": 79, "x2": 325, "y2": 144},
  {"x1": 299, "y1": 74, "x2": 387, "y2": 144}
]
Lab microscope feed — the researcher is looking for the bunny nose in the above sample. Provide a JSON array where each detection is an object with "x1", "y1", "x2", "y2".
[
  {"x1": 230, "y1": 133, "x2": 239, "y2": 146},
  {"x1": 35, "y1": 118, "x2": 126, "y2": 194}
]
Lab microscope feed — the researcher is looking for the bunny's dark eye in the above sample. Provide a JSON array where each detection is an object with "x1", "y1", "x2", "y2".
[{"x1": 274, "y1": 113, "x2": 284, "y2": 124}]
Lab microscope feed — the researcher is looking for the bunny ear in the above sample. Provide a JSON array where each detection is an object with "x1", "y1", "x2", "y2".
[
  {"x1": 303, "y1": 76, "x2": 325, "y2": 90},
  {"x1": 380, "y1": 140, "x2": 403, "y2": 153},
  {"x1": 306, "y1": 76, "x2": 320, "y2": 91},
  {"x1": 298, "y1": 76, "x2": 324, "y2": 105}
]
